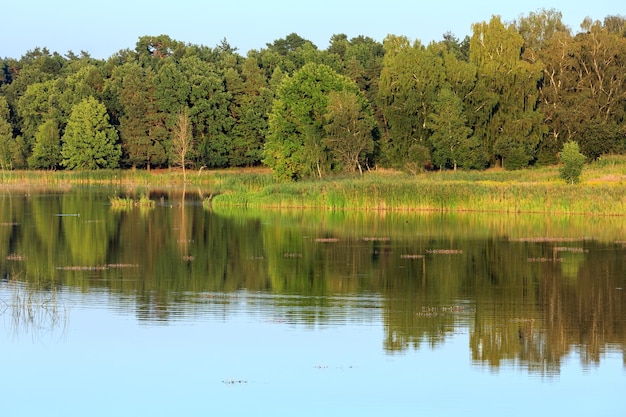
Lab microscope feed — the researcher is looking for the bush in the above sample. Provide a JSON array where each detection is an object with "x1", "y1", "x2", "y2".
[
  {"x1": 559, "y1": 141, "x2": 586, "y2": 184},
  {"x1": 503, "y1": 146, "x2": 530, "y2": 171},
  {"x1": 403, "y1": 144, "x2": 432, "y2": 174}
]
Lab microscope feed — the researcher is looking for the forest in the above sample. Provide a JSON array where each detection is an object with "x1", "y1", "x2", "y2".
[{"x1": 1, "y1": 9, "x2": 625, "y2": 179}]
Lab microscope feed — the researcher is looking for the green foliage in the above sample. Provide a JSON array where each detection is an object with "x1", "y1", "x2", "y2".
[
  {"x1": 58, "y1": 64, "x2": 103, "y2": 117},
  {"x1": 335, "y1": 35, "x2": 385, "y2": 108},
  {"x1": 427, "y1": 88, "x2": 474, "y2": 170},
  {"x1": 378, "y1": 36, "x2": 443, "y2": 167},
  {"x1": 1, "y1": 15, "x2": 626, "y2": 176},
  {"x1": 61, "y1": 97, "x2": 121, "y2": 169},
  {"x1": 0, "y1": 96, "x2": 13, "y2": 169},
  {"x1": 515, "y1": 8, "x2": 569, "y2": 62},
  {"x1": 107, "y1": 62, "x2": 167, "y2": 168},
  {"x1": 577, "y1": 122, "x2": 623, "y2": 160},
  {"x1": 502, "y1": 145, "x2": 531, "y2": 171},
  {"x1": 323, "y1": 89, "x2": 375, "y2": 174},
  {"x1": 28, "y1": 118, "x2": 61, "y2": 169},
  {"x1": 264, "y1": 63, "x2": 368, "y2": 181},
  {"x1": 559, "y1": 141, "x2": 586, "y2": 184},
  {"x1": 183, "y1": 57, "x2": 233, "y2": 168},
  {"x1": 8, "y1": 136, "x2": 29, "y2": 169},
  {"x1": 469, "y1": 16, "x2": 545, "y2": 168},
  {"x1": 227, "y1": 57, "x2": 270, "y2": 167},
  {"x1": 16, "y1": 79, "x2": 62, "y2": 144},
  {"x1": 536, "y1": 18, "x2": 626, "y2": 163},
  {"x1": 404, "y1": 144, "x2": 431, "y2": 175}
]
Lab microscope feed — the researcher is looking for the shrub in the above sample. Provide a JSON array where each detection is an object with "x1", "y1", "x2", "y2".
[{"x1": 559, "y1": 141, "x2": 586, "y2": 184}]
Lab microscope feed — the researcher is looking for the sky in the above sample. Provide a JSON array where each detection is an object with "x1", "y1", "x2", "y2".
[{"x1": 3, "y1": 0, "x2": 623, "y2": 60}]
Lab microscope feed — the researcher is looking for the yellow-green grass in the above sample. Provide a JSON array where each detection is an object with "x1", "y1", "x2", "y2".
[
  {"x1": 211, "y1": 176, "x2": 625, "y2": 215},
  {"x1": 209, "y1": 156, "x2": 626, "y2": 215},
  {"x1": 109, "y1": 194, "x2": 155, "y2": 209},
  {"x1": 1, "y1": 156, "x2": 625, "y2": 215}
]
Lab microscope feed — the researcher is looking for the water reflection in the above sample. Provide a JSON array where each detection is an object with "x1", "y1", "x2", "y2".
[{"x1": 0, "y1": 187, "x2": 625, "y2": 375}]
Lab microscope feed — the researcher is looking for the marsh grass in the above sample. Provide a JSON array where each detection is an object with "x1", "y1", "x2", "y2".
[
  {"x1": 1, "y1": 158, "x2": 625, "y2": 215},
  {"x1": 109, "y1": 194, "x2": 155, "y2": 209},
  {"x1": 212, "y1": 174, "x2": 626, "y2": 215},
  {"x1": 207, "y1": 156, "x2": 626, "y2": 215},
  {"x1": 0, "y1": 275, "x2": 68, "y2": 339}
]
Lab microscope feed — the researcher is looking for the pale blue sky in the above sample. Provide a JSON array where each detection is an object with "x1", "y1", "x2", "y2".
[{"x1": 3, "y1": 0, "x2": 623, "y2": 59}]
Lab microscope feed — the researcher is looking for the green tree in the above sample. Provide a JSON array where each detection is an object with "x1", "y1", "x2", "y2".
[
  {"x1": 468, "y1": 16, "x2": 545, "y2": 169},
  {"x1": 515, "y1": 8, "x2": 569, "y2": 63},
  {"x1": 155, "y1": 59, "x2": 190, "y2": 116},
  {"x1": 28, "y1": 118, "x2": 61, "y2": 169},
  {"x1": 61, "y1": 97, "x2": 121, "y2": 169},
  {"x1": 533, "y1": 30, "x2": 573, "y2": 164},
  {"x1": 0, "y1": 48, "x2": 66, "y2": 122},
  {"x1": 135, "y1": 35, "x2": 186, "y2": 70},
  {"x1": 267, "y1": 33, "x2": 309, "y2": 56},
  {"x1": 441, "y1": 32, "x2": 470, "y2": 62},
  {"x1": 58, "y1": 64, "x2": 103, "y2": 115},
  {"x1": 107, "y1": 62, "x2": 167, "y2": 168},
  {"x1": 334, "y1": 34, "x2": 385, "y2": 102},
  {"x1": 264, "y1": 33, "x2": 323, "y2": 75},
  {"x1": 335, "y1": 35, "x2": 385, "y2": 165},
  {"x1": 16, "y1": 79, "x2": 62, "y2": 147},
  {"x1": 378, "y1": 36, "x2": 444, "y2": 168},
  {"x1": 567, "y1": 20, "x2": 624, "y2": 159},
  {"x1": 323, "y1": 89, "x2": 375, "y2": 174},
  {"x1": 536, "y1": 17, "x2": 626, "y2": 163},
  {"x1": 559, "y1": 141, "x2": 586, "y2": 184},
  {"x1": 182, "y1": 56, "x2": 233, "y2": 168},
  {"x1": 264, "y1": 63, "x2": 366, "y2": 181},
  {"x1": 427, "y1": 88, "x2": 474, "y2": 170},
  {"x1": 0, "y1": 96, "x2": 13, "y2": 170},
  {"x1": 228, "y1": 56, "x2": 271, "y2": 166},
  {"x1": 440, "y1": 40, "x2": 476, "y2": 100},
  {"x1": 9, "y1": 136, "x2": 28, "y2": 169}
]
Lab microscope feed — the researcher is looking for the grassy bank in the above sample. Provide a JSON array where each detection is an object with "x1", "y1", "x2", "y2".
[
  {"x1": 212, "y1": 175, "x2": 626, "y2": 215},
  {"x1": 209, "y1": 156, "x2": 626, "y2": 215},
  {"x1": 1, "y1": 156, "x2": 625, "y2": 215}
]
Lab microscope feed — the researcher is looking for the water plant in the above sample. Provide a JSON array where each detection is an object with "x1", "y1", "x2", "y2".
[
  {"x1": 0, "y1": 275, "x2": 68, "y2": 338},
  {"x1": 109, "y1": 194, "x2": 155, "y2": 209}
]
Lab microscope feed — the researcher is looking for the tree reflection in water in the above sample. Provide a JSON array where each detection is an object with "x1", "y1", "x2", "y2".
[{"x1": 0, "y1": 189, "x2": 625, "y2": 374}]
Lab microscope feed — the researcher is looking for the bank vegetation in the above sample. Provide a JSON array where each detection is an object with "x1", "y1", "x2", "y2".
[{"x1": 1, "y1": 153, "x2": 624, "y2": 215}]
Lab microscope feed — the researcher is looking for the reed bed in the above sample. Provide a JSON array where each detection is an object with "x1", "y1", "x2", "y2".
[
  {"x1": 212, "y1": 175, "x2": 626, "y2": 215},
  {"x1": 209, "y1": 156, "x2": 626, "y2": 215},
  {"x1": 1, "y1": 156, "x2": 625, "y2": 215},
  {"x1": 109, "y1": 194, "x2": 155, "y2": 208}
]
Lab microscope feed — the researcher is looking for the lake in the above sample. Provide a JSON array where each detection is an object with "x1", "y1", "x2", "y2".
[{"x1": 1, "y1": 187, "x2": 625, "y2": 416}]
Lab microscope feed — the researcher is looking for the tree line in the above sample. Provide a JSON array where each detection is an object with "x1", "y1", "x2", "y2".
[{"x1": 1, "y1": 9, "x2": 625, "y2": 178}]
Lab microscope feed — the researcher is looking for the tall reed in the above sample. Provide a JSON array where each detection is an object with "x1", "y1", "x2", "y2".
[
  {"x1": 0, "y1": 276, "x2": 68, "y2": 338},
  {"x1": 211, "y1": 172, "x2": 626, "y2": 215}
]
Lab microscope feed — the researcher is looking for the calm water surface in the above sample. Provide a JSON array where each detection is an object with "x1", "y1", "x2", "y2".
[{"x1": 1, "y1": 187, "x2": 625, "y2": 416}]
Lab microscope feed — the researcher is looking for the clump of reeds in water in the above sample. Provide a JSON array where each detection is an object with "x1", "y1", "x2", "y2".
[
  {"x1": 0, "y1": 276, "x2": 68, "y2": 338},
  {"x1": 109, "y1": 194, "x2": 155, "y2": 209}
]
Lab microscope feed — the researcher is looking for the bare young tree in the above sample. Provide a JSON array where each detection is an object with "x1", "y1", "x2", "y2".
[{"x1": 171, "y1": 109, "x2": 193, "y2": 183}]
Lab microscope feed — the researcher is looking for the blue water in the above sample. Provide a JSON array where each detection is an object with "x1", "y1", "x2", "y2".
[{"x1": 2, "y1": 288, "x2": 624, "y2": 417}]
